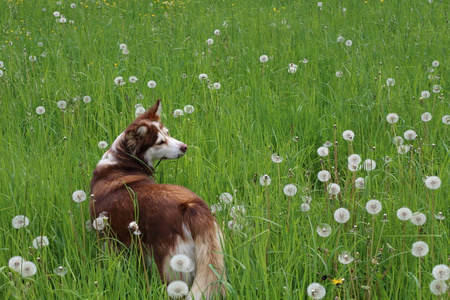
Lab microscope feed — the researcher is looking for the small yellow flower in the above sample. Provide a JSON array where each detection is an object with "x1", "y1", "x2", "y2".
[{"x1": 330, "y1": 277, "x2": 345, "y2": 285}]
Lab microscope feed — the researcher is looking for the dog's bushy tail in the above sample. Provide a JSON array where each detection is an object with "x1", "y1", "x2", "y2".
[{"x1": 182, "y1": 199, "x2": 226, "y2": 299}]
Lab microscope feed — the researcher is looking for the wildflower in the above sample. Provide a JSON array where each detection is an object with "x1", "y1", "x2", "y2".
[
  {"x1": 21, "y1": 261, "x2": 37, "y2": 277},
  {"x1": 301, "y1": 203, "x2": 310, "y2": 212},
  {"x1": 32, "y1": 236, "x2": 49, "y2": 249},
  {"x1": 302, "y1": 58, "x2": 309, "y2": 64},
  {"x1": 206, "y1": 38, "x2": 214, "y2": 45},
  {"x1": 219, "y1": 192, "x2": 233, "y2": 204},
  {"x1": 393, "y1": 136, "x2": 403, "y2": 146},
  {"x1": 98, "y1": 141, "x2": 108, "y2": 149},
  {"x1": 386, "y1": 78, "x2": 395, "y2": 86},
  {"x1": 411, "y1": 241, "x2": 429, "y2": 257},
  {"x1": 259, "y1": 174, "x2": 271, "y2": 186},
  {"x1": 119, "y1": 43, "x2": 127, "y2": 50},
  {"x1": 288, "y1": 63, "x2": 298, "y2": 74},
  {"x1": 92, "y1": 216, "x2": 107, "y2": 231},
  {"x1": 53, "y1": 11, "x2": 60, "y2": 17},
  {"x1": 59, "y1": 17, "x2": 67, "y2": 23},
  {"x1": 36, "y1": 106, "x2": 46, "y2": 115},
  {"x1": 198, "y1": 73, "x2": 208, "y2": 80},
  {"x1": 425, "y1": 176, "x2": 441, "y2": 190},
  {"x1": 338, "y1": 251, "x2": 354, "y2": 264},
  {"x1": 317, "y1": 224, "x2": 332, "y2": 237},
  {"x1": 432, "y1": 85, "x2": 441, "y2": 93},
  {"x1": 323, "y1": 141, "x2": 333, "y2": 147},
  {"x1": 403, "y1": 130, "x2": 417, "y2": 141},
  {"x1": 147, "y1": 80, "x2": 157, "y2": 88},
  {"x1": 384, "y1": 156, "x2": 392, "y2": 163},
  {"x1": 28, "y1": 55, "x2": 36, "y2": 63},
  {"x1": 435, "y1": 212, "x2": 445, "y2": 220},
  {"x1": 345, "y1": 40, "x2": 352, "y2": 46},
  {"x1": 210, "y1": 204, "x2": 222, "y2": 213},
  {"x1": 420, "y1": 91, "x2": 430, "y2": 99},
  {"x1": 167, "y1": 280, "x2": 189, "y2": 298},
  {"x1": 335, "y1": 71, "x2": 343, "y2": 77},
  {"x1": 213, "y1": 82, "x2": 221, "y2": 89},
  {"x1": 72, "y1": 190, "x2": 87, "y2": 203},
  {"x1": 334, "y1": 208, "x2": 350, "y2": 224},
  {"x1": 365, "y1": 199, "x2": 382, "y2": 215},
  {"x1": 173, "y1": 109, "x2": 184, "y2": 117},
  {"x1": 337, "y1": 36, "x2": 345, "y2": 43},
  {"x1": 230, "y1": 205, "x2": 246, "y2": 218},
  {"x1": 442, "y1": 115, "x2": 450, "y2": 125},
  {"x1": 0, "y1": 61, "x2": 4, "y2": 68},
  {"x1": 317, "y1": 2, "x2": 323, "y2": 7},
  {"x1": 348, "y1": 154, "x2": 361, "y2": 165},
  {"x1": 362, "y1": 159, "x2": 376, "y2": 171},
  {"x1": 327, "y1": 183, "x2": 340, "y2": 195},
  {"x1": 306, "y1": 282, "x2": 326, "y2": 299},
  {"x1": 355, "y1": 177, "x2": 365, "y2": 189},
  {"x1": 54, "y1": 266, "x2": 68, "y2": 276},
  {"x1": 317, "y1": 170, "x2": 331, "y2": 182},
  {"x1": 135, "y1": 106, "x2": 146, "y2": 117},
  {"x1": 183, "y1": 105, "x2": 195, "y2": 114},
  {"x1": 57, "y1": 100, "x2": 67, "y2": 109},
  {"x1": 303, "y1": 196, "x2": 312, "y2": 203},
  {"x1": 396, "y1": 207, "x2": 412, "y2": 221},
  {"x1": 114, "y1": 76, "x2": 125, "y2": 86},
  {"x1": 386, "y1": 113, "x2": 399, "y2": 124},
  {"x1": 283, "y1": 184, "x2": 297, "y2": 196},
  {"x1": 271, "y1": 153, "x2": 283, "y2": 163},
  {"x1": 12, "y1": 215, "x2": 30, "y2": 229},
  {"x1": 259, "y1": 55, "x2": 269, "y2": 63},
  {"x1": 410, "y1": 212, "x2": 426, "y2": 226},
  {"x1": 431, "y1": 60, "x2": 439, "y2": 67},
  {"x1": 342, "y1": 130, "x2": 355, "y2": 141},
  {"x1": 170, "y1": 254, "x2": 194, "y2": 273},
  {"x1": 429, "y1": 280, "x2": 448, "y2": 296},
  {"x1": 128, "y1": 221, "x2": 142, "y2": 235},
  {"x1": 83, "y1": 96, "x2": 91, "y2": 103},
  {"x1": 397, "y1": 145, "x2": 410, "y2": 154},
  {"x1": 228, "y1": 220, "x2": 243, "y2": 230},
  {"x1": 214, "y1": 29, "x2": 221, "y2": 35},
  {"x1": 432, "y1": 264, "x2": 450, "y2": 281},
  {"x1": 9, "y1": 256, "x2": 24, "y2": 272},
  {"x1": 70, "y1": 3, "x2": 76, "y2": 8},
  {"x1": 129, "y1": 76, "x2": 139, "y2": 83},
  {"x1": 317, "y1": 146, "x2": 329, "y2": 157}
]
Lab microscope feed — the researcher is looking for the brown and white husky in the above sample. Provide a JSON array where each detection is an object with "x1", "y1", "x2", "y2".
[{"x1": 90, "y1": 99, "x2": 226, "y2": 299}]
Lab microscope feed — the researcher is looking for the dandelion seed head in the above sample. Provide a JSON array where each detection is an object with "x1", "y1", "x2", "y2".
[
  {"x1": 206, "y1": 38, "x2": 214, "y2": 45},
  {"x1": 432, "y1": 264, "x2": 450, "y2": 281},
  {"x1": 214, "y1": 29, "x2": 221, "y2": 35},
  {"x1": 396, "y1": 207, "x2": 412, "y2": 221},
  {"x1": 135, "y1": 106, "x2": 146, "y2": 117},
  {"x1": 147, "y1": 80, "x2": 157, "y2": 88},
  {"x1": 167, "y1": 280, "x2": 189, "y2": 298},
  {"x1": 12, "y1": 215, "x2": 30, "y2": 229},
  {"x1": 355, "y1": 177, "x2": 365, "y2": 189},
  {"x1": 442, "y1": 115, "x2": 450, "y2": 125},
  {"x1": 431, "y1": 60, "x2": 439, "y2": 67},
  {"x1": 435, "y1": 212, "x2": 445, "y2": 220},
  {"x1": 317, "y1": 146, "x2": 329, "y2": 157},
  {"x1": 219, "y1": 192, "x2": 233, "y2": 204},
  {"x1": 425, "y1": 176, "x2": 441, "y2": 190},
  {"x1": 119, "y1": 43, "x2": 127, "y2": 50},
  {"x1": 32, "y1": 236, "x2": 49, "y2": 249},
  {"x1": 316, "y1": 224, "x2": 332, "y2": 237},
  {"x1": 386, "y1": 78, "x2": 395, "y2": 86},
  {"x1": 170, "y1": 254, "x2": 194, "y2": 273},
  {"x1": 213, "y1": 82, "x2": 221, "y2": 89},
  {"x1": 342, "y1": 130, "x2": 355, "y2": 141},
  {"x1": 317, "y1": 170, "x2": 331, "y2": 182},
  {"x1": 183, "y1": 105, "x2": 194, "y2": 114},
  {"x1": 98, "y1": 141, "x2": 108, "y2": 149},
  {"x1": 301, "y1": 203, "x2": 310, "y2": 212},
  {"x1": 410, "y1": 212, "x2": 426, "y2": 226},
  {"x1": 54, "y1": 266, "x2": 68, "y2": 276},
  {"x1": 386, "y1": 113, "x2": 399, "y2": 124},
  {"x1": 421, "y1": 91, "x2": 430, "y2": 99},
  {"x1": 411, "y1": 241, "x2": 429, "y2": 257},
  {"x1": 335, "y1": 71, "x2": 343, "y2": 78},
  {"x1": 337, "y1": 36, "x2": 345, "y2": 43},
  {"x1": 347, "y1": 154, "x2": 361, "y2": 166},
  {"x1": 393, "y1": 136, "x2": 404, "y2": 146},
  {"x1": 173, "y1": 109, "x2": 184, "y2": 117},
  {"x1": 57, "y1": 100, "x2": 67, "y2": 109},
  {"x1": 327, "y1": 183, "x2": 341, "y2": 195},
  {"x1": 363, "y1": 159, "x2": 376, "y2": 171},
  {"x1": 271, "y1": 153, "x2": 284, "y2": 163},
  {"x1": 283, "y1": 184, "x2": 297, "y2": 196},
  {"x1": 114, "y1": 76, "x2": 125, "y2": 86},
  {"x1": 307, "y1": 282, "x2": 326, "y2": 299},
  {"x1": 21, "y1": 261, "x2": 37, "y2": 277},
  {"x1": 345, "y1": 40, "x2": 353, "y2": 46},
  {"x1": 334, "y1": 208, "x2": 350, "y2": 224},
  {"x1": 129, "y1": 76, "x2": 139, "y2": 83},
  {"x1": 93, "y1": 216, "x2": 107, "y2": 231},
  {"x1": 198, "y1": 73, "x2": 208, "y2": 80},
  {"x1": 403, "y1": 130, "x2": 417, "y2": 141},
  {"x1": 397, "y1": 145, "x2": 410, "y2": 154},
  {"x1": 128, "y1": 221, "x2": 142, "y2": 235},
  {"x1": 429, "y1": 280, "x2": 448, "y2": 296},
  {"x1": 230, "y1": 205, "x2": 246, "y2": 218},
  {"x1": 228, "y1": 220, "x2": 243, "y2": 230},
  {"x1": 72, "y1": 190, "x2": 87, "y2": 203},
  {"x1": 36, "y1": 106, "x2": 46, "y2": 115},
  {"x1": 83, "y1": 96, "x2": 91, "y2": 103},
  {"x1": 338, "y1": 251, "x2": 354, "y2": 264},
  {"x1": 9, "y1": 256, "x2": 24, "y2": 272},
  {"x1": 259, "y1": 55, "x2": 269, "y2": 63},
  {"x1": 432, "y1": 85, "x2": 441, "y2": 93},
  {"x1": 259, "y1": 174, "x2": 271, "y2": 186},
  {"x1": 365, "y1": 199, "x2": 382, "y2": 215}
]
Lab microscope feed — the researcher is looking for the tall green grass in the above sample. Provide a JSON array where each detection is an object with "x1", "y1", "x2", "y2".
[{"x1": 0, "y1": 0, "x2": 448, "y2": 299}]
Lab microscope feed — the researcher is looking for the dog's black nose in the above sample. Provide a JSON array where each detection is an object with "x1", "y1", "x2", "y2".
[{"x1": 180, "y1": 144, "x2": 188, "y2": 153}]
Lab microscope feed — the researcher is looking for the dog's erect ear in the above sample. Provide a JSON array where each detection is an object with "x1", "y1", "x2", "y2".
[
  {"x1": 148, "y1": 99, "x2": 162, "y2": 120},
  {"x1": 126, "y1": 125, "x2": 148, "y2": 153}
]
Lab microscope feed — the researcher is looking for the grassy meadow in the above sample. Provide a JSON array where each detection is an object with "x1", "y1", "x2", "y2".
[{"x1": 1, "y1": 0, "x2": 449, "y2": 299}]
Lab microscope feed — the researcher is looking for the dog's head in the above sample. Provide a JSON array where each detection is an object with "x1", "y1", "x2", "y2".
[{"x1": 124, "y1": 99, "x2": 187, "y2": 166}]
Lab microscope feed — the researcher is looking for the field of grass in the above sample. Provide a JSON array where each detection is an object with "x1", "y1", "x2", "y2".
[{"x1": 1, "y1": 0, "x2": 449, "y2": 299}]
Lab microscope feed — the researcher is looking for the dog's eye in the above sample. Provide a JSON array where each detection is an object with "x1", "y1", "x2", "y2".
[{"x1": 156, "y1": 140, "x2": 165, "y2": 145}]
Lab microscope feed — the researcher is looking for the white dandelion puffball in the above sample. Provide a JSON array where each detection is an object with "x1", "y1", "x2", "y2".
[
  {"x1": 93, "y1": 217, "x2": 107, "y2": 231},
  {"x1": 98, "y1": 141, "x2": 108, "y2": 149},
  {"x1": 433, "y1": 84, "x2": 441, "y2": 93},
  {"x1": 271, "y1": 153, "x2": 283, "y2": 163},
  {"x1": 393, "y1": 136, "x2": 404, "y2": 146},
  {"x1": 198, "y1": 73, "x2": 208, "y2": 80},
  {"x1": 429, "y1": 280, "x2": 448, "y2": 296},
  {"x1": 386, "y1": 78, "x2": 395, "y2": 86},
  {"x1": 327, "y1": 183, "x2": 340, "y2": 195},
  {"x1": 12, "y1": 215, "x2": 30, "y2": 229},
  {"x1": 213, "y1": 82, "x2": 221, "y2": 90},
  {"x1": 334, "y1": 208, "x2": 350, "y2": 224},
  {"x1": 349, "y1": 163, "x2": 359, "y2": 172},
  {"x1": 396, "y1": 207, "x2": 412, "y2": 221},
  {"x1": 230, "y1": 205, "x2": 246, "y2": 218},
  {"x1": 365, "y1": 199, "x2": 382, "y2": 215},
  {"x1": 431, "y1": 60, "x2": 439, "y2": 67},
  {"x1": 403, "y1": 130, "x2": 417, "y2": 141},
  {"x1": 435, "y1": 212, "x2": 445, "y2": 220},
  {"x1": 21, "y1": 261, "x2": 37, "y2": 277},
  {"x1": 210, "y1": 204, "x2": 222, "y2": 213},
  {"x1": 129, "y1": 76, "x2": 139, "y2": 83},
  {"x1": 167, "y1": 280, "x2": 189, "y2": 298},
  {"x1": 420, "y1": 91, "x2": 430, "y2": 99},
  {"x1": 53, "y1": 11, "x2": 60, "y2": 17},
  {"x1": 29, "y1": 56, "x2": 37, "y2": 62},
  {"x1": 337, "y1": 36, "x2": 345, "y2": 43},
  {"x1": 345, "y1": 39, "x2": 353, "y2": 46},
  {"x1": 317, "y1": 2, "x2": 323, "y2": 7},
  {"x1": 335, "y1": 71, "x2": 343, "y2": 78},
  {"x1": 173, "y1": 109, "x2": 184, "y2": 118},
  {"x1": 128, "y1": 221, "x2": 142, "y2": 235},
  {"x1": 83, "y1": 96, "x2": 91, "y2": 103},
  {"x1": 288, "y1": 63, "x2": 298, "y2": 74},
  {"x1": 338, "y1": 251, "x2": 354, "y2": 264},
  {"x1": 228, "y1": 220, "x2": 243, "y2": 231},
  {"x1": 36, "y1": 106, "x2": 46, "y2": 115},
  {"x1": 432, "y1": 264, "x2": 450, "y2": 281},
  {"x1": 54, "y1": 266, "x2": 68, "y2": 276},
  {"x1": 317, "y1": 224, "x2": 332, "y2": 238},
  {"x1": 114, "y1": 76, "x2": 125, "y2": 86},
  {"x1": 259, "y1": 174, "x2": 271, "y2": 186},
  {"x1": 317, "y1": 146, "x2": 329, "y2": 157},
  {"x1": 170, "y1": 254, "x2": 194, "y2": 273},
  {"x1": 397, "y1": 145, "x2": 410, "y2": 154},
  {"x1": 122, "y1": 48, "x2": 129, "y2": 55},
  {"x1": 421, "y1": 112, "x2": 432, "y2": 122},
  {"x1": 363, "y1": 159, "x2": 376, "y2": 172},
  {"x1": 183, "y1": 105, "x2": 194, "y2": 114},
  {"x1": 301, "y1": 203, "x2": 310, "y2": 212},
  {"x1": 307, "y1": 282, "x2": 326, "y2": 299},
  {"x1": 283, "y1": 184, "x2": 297, "y2": 196},
  {"x1": 57, "y1": 100, "x2": 67, "y2": 109},
  {"x1": 355, "y1": 177, "x2": 365, "y2": 189},
  {"x1": 259, "y1": 55, "x2": 269, "y2": 63},
  {"x1": 411, "y1": 241, "x2": 429, "y2": 257},
  {"x1": 219, "y1": 192, "x2": 233, "y2": 204},
  {"x1": 342, "y1": 130, "x2": 355, "y2": 141},
  {"x1": 206, "y1": 38, "x2": 214, "y2": 45},
  {"x1": 410, "y1": 212, "x2": 426, "y2": 226},
  {"x1": 9, "y1": 256, "x2": 24, "y2": 272},
  {"x1": 70, "y1": 3, "x2": 76, "y2": 8},
  {"x1": 119, "y1": 43, "x2": 127, "y2": 50},
  {"x1": 147, "y1": 80, "x2": 157, "y2": 88},
  {"x1": 317, "y1": 170, "x2": 331, "y2": 182},
  {"x1": 214, "y1": 29, "x2": 220, "y2": 35},
  {"x1": 135, "y1": 106, "x2": 146, "y2": 117},
  {"x1": 348, "y1": 154, "x2": 362, "y2": 165},
  {"x1": 386, "y1": 113, "x2": 399, "y2": 124},
  {"x1": 0, "y1": 61, "x2": 4, "y2": 68},
  {"x1": 442, "y1": 115, "x2": 450, "y2": 125},
  {"x1": 425, "y1": 176, "x2": 441, "y2": 190},
  {"x1": 32, "y1": 236, "x2": 49, "y2": 249},
  {"x1": 72, "y1": 190, "x2": 87, "y2": 203}
]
